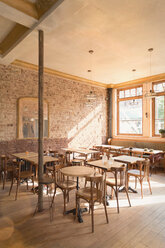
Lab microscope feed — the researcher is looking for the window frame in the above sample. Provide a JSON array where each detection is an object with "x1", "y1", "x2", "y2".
[
  {"x1": 117, "y1": 85, "x2": 143, "y2": 136},
  {"x1": 152, "y1": 81, "x2": 165, "y2": 137}
]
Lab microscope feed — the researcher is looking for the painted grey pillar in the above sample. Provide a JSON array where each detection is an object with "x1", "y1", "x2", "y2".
[
  {"x1": 38, "y1": 30, "x2": 44, "y2": 212},
  {"x1": 107, "y1": 88, "x2": 113, "y2": 138}
]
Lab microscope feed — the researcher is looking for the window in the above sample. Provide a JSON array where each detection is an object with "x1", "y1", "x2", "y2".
[
  {"x1": 117, "y1": 86, "x2": 143, "y2": 135},
  {"x1": 152, "y1": 82, "x2": 165, "y2": 136}
]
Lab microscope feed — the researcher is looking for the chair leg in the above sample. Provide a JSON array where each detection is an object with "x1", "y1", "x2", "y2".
[
  {"x1": 27, "y1": 179, "x2": 29, "y2": 190},
  {"x1": 91, "y1": 203, "x2": 94, "y2": 233},
  {"x1": 115, "y1": 188, "x2": 119, "y2": 213},
  {"x1": 63, "y1": 190, "x2": 66, "y2": 214},
  {"x1": 139, "y1": 179, "x2": 143, "y2": 199},
  {"x1": 9, "y1": 176, "x2": 14, "y2": 196},
  {"x1": 135, "y1": 177, "x2": 137, "y2": 189},
  {"x1": 3, "y1": 172, "x2": 6, "y2": 190},
  {"x1": 103, "y1": 199, "x2": 109, "y2": 224},
  {"x1": 15, "y1": 179, "x2": 20, "y2": 200},
  {"x1": 147, "y1": 177, "x2": 152, "y2": 195},
  {"x1": 125, "y1": 188, "x2": 131, "y2": 207}
]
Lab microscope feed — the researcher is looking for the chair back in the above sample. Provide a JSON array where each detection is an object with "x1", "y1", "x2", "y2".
[
  {"x1": 88, "y1": 174, "x2": 104, "y2": 203},
  {"x1": 136, "y1": 159, "x2": 150, "y2": 178},
  {"x1": 54, "y1": 163, "x2": 65, "y2": 183},
  {"x1": 110, "y1": 165, "x2": 126, "y2": 187}
]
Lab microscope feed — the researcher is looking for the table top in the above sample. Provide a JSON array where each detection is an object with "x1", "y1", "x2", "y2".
[
  {"x1": 12, "y1": 152, "x2": 59, "y2": 165},
  {"x1": 62, "y1": 147, "x2": 99, "y2": 154},
  {"x1": 122, "y1": 147, "x2": 163, "y2": 155},
  {"x1": 12, "y1": 152, "x2": 38, "y2": 159},
  {"x1": 61, "y1": 166, "x2": 94, "y2": 177},
  {"x1": 113, "y1": 155, "x2": 145, "y2": 164},
  {"x1": 25, "y1": 156, "x2": 59, "y2": 165},
  {"x1": 87, "y1": 159, "x2": 125, "y2": 171},
  {"x1": 94, "y1": 145, "x2": 124, "y2": 150}
]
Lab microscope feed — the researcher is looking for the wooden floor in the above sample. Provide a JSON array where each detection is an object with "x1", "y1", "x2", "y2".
[{"x1": 0, "y1": 173, "x2": 165, "y2": 248}]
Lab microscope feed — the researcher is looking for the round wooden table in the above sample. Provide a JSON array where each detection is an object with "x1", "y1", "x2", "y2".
[
  {"x1": 61, "y1": 165, "x2": 93, "y2": 178},
  {"x1": 61, "y1": 166, "x2": 94, "y2": 223}
]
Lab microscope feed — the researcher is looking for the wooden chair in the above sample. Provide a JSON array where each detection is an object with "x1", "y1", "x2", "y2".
[
  {"x1": 106, "y1": 165, "x2": 131, "y2": 213},
  {"x1": 149, "y1": 153, "x2": 164, "y2": 174},
  {"x1": 0, "y1": 155, "x2": 15, "y2": 189},
  {"x1": 9, "y1": 160, "x2": 34, "y2": 200},
  {"x1": 127, "y1": 159, "x2": 152, "y2": 198},
  {"x1": 52, "y1": 163, "x2": 77, "y2": 214},
  {"x1": 76, "y1": 174, "x2": 109, "y2": 233}
]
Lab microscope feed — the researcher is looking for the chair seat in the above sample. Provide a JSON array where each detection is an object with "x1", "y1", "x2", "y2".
[
  {"x1": 127, "y1": 169, "x2": 144, "y2": 176},
  {"x1": 76, "y1": 187, "x2": 102, "y2": 201},
  {"x1": 106, "y1": 177, "x2": 123, "y2": 187},
  {"x1": 56, "y1": 180, "x2": 76, "y2": 189},
  {"x1": 20, "y1": 171, "x2": 34, "y2": 178},
  {"x1": 46, "y1": 166, "x2": 54, "y2": 171},
  {"x1": 39, "y1": 177, "x2": 54, "y2": 185}
]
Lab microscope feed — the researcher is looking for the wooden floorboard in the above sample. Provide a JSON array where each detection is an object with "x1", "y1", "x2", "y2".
[{"x1": 0, "y1": 173, "x2": 165, "y2": 248}]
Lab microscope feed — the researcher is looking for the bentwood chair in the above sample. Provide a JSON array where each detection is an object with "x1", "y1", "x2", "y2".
[
  {"x1": 127, "y1": 158, "x2": 152, "y2": 198},
  {"x1": 9, "y1": 160, "x2": 34, "y2": 200},
  {"x1": 106, "y1": 165, "x2": 131, "y2": 213},
  {"x1": 0, "y1": 155, "x2": 15, "y2": 190},
  {"x1": 76, "y1": 174, "x2": 109, "y2": 233},
  {"x1": 52, "y1": 163, "x2": 77, "y2": 214}
]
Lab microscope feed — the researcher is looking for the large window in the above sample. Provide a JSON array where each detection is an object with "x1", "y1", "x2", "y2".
[
  {"x1": 117, "y1": 86, "x2": 143, "y2": 135},
  {"x1": 152, "y1": 82, "x2": 165, "y2": 136}
]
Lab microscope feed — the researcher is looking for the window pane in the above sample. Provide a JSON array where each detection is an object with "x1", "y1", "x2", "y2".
[
  {"x1": 130, "y1": 88, "x2": 136, "y2": 97},
  {"x1": 125, "y1": 89, "x2": 130, "y2": 98},
  {"x1": 155, "y1": 96, "x2": 164, "y2": 135},
  {"x1": 137, "y1": 87, "x2": 142, "y2": 96},
  {"x1": 119, "y1": 90, "x2": 124, "y2": 98},
  {"x1": 119, "y1": 99, "x2": 142, "y2": 134},
  {"x1": 154, "y1": 83, "x2": 165, "y2": 93}
]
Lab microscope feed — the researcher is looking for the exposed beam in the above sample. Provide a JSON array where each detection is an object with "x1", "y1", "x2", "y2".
[
  {"x1": 0, "y1": 24, "x2": 29, "y2": 55},
  {"x1": 0, "y1": 0, "x2": 38, "y2": 19},
  {"x1": 0, "y1": 0, "x2": 64, "y2": 58},
  {"x1": 0, "y1": 1, "x2": 38, "y2": 27}
]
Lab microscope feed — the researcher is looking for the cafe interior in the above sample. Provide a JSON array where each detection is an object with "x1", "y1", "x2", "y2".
[{"x1": 0, "y1": 0, "x2": 165, "y2": 247}]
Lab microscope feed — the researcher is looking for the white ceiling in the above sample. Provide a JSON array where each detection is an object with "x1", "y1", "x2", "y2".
[{"x1": 0, "y1": 0, "x2": 165, "y2": 84}]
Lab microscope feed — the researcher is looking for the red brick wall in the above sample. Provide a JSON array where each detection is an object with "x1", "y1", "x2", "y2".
[{"x1": 0, "y1": 64, "x2": 108, "y2": 155}]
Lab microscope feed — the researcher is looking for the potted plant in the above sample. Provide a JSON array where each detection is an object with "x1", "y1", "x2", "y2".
[{"x1": 159, "y1": 129, "x2": 165, "y2": 138}]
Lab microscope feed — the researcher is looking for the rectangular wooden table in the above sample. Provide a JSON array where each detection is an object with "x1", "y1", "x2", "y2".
[
  {"x1": 121, "y1": 148, "x2": 164, "y2": 157},
  {"x1": 112, "y1": 155, "x2": 145, "y2": 164},
  {"x1": 12, "y1": 152, "x2": 59, "y2": 177},
  {"x1": 62, "y1": 147, "x2": 100, "y2": 163},
  {"x1": 87, "y1": 159, "x2": 126, "y2": 206},
  {"x1": 94, "y1": 145, "x2": 124, "y2": 150}
]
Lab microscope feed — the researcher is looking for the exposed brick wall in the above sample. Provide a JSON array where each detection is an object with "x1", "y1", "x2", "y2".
[{"x1": 0, "y1": 64, "x2": 108, "y2": 155}]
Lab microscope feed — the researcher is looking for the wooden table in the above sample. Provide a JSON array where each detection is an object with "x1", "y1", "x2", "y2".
[
  {"x1": 113, "y1": 155, "x2": 145, "y2": 164},
  {"x1": 87, "y1": 159, "x2": 125, "y2": 171},
  {"x1": 62, "y1": 147, "x2": 99, "y2": 163},
  {"x1": 12, "y1": 152, "x2": 59, "y2": 177},
  {"x1": 61, "y1": 165, "x2": 94, "y2": 222},
  {"x1": 94, "y1": 145, "x2": 124, "y2": 150},
  {"x1": 112, "y1": 155, "x2": 145, "y2": 193},
  {"x1": 121, "y1": 148, "x2": 163, "y2": 157},
  {"x1": 87, "y1": 160, "x2": 125, "y2": 205}
]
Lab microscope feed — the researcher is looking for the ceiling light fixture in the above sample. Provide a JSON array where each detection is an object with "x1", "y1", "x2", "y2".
[{"x1": 144, "y1": 48, "x2": 157, "y2": 98}]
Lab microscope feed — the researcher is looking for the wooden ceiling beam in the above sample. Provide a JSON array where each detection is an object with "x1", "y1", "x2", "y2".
[
  {"x1": 0, "y1": 1, "x2": 38, "y2": 27},
  {"x1": 0, "y1": 0, "x2": 38, "y2": 19},
  {"x1": 0, "y1": 0, "x2": 64, "y2": 58},
  {"x1": 0, "y1": 24, "x2": 29, "y2": 55}
]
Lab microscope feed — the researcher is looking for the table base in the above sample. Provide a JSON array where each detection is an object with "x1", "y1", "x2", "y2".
[{"x1": 65, "y1": 207, "x2": 88, "y2": 223}]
